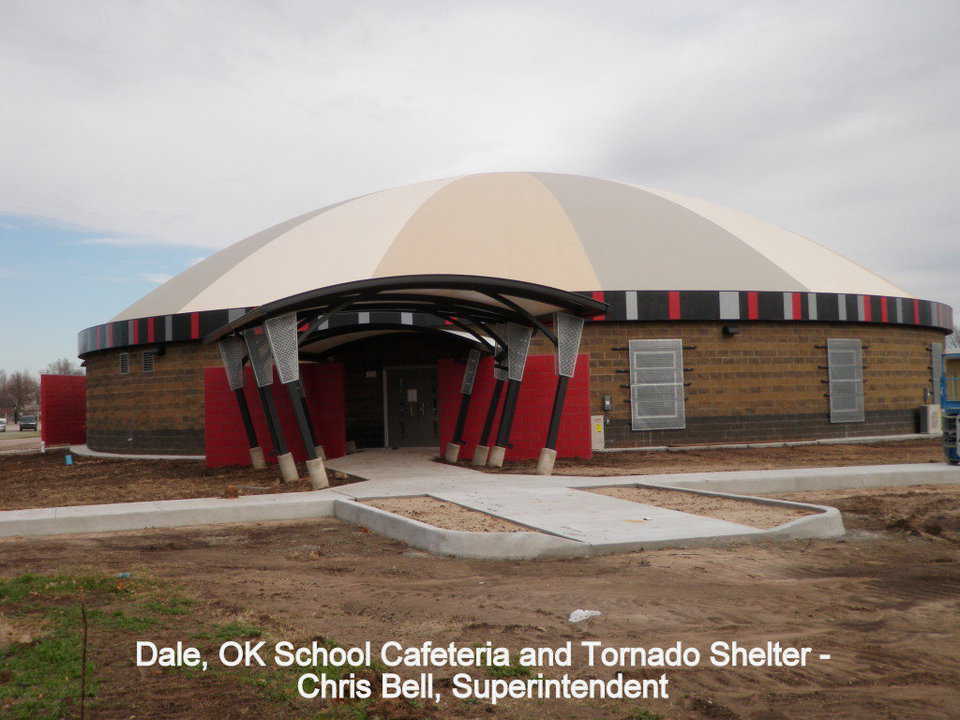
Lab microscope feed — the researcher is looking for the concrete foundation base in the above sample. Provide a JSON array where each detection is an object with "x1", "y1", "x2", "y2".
[
  {"x1": 314, "y1": 445, "x2": 326, "y2": 460},
  {"x1": 487, "y1": 445, "x2": 506, "y2": 468},
  {"x1": 444, "y1": 442, "x2": 461, "y2": 463},
  {"x1": 536, "y1": 447, "x2": 557, "y2": 475},
  {"x1": 472, "y1": 445, "x2": 490, "y2": 466},
  {"x1": 249, "y1": 446, "x2": 266, "y2": 469},
  {"x1": 306, "y1": 457, "x2": 328, "y2": 489},
  {"x1": 277, "y1": 452, "x2": 299, "y2": 483}
]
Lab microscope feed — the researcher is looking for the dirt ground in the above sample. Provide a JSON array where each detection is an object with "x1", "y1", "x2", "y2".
[
  {"x1": 488, "y1": 438, "x2": 946, "y2": 476},
  {"x1": 0, "y1": 439, "x2": 949, "y2": 512},
  {"x1": 0, "y1": 450, "x2": 360, "y2": 511},
  {"x1": 1, "y1": 484, "x2": 959, "y2": 719},
  {"x1": 366, "y1": 496, "x2": 529, "y2": 532},
  {"x1": 586, "y1": 486, "x2": 820, "y2": 528}
]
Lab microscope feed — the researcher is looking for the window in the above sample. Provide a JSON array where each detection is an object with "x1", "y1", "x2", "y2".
[
  {"x1": 944, "y1": 357, "x2": 960, "y2": 403},
  {"x1": 119, "y1": 352, "x2": 129, "y2": 374},
  {"x1": 143, "y1": 351, "x2": 156, "y2": 373},
  {"x1": 827, "y1": 338, "x2": 864, "y2": 423},
  {"x1": 629, "y1": 338, "x2": 685, "y2": 430}
]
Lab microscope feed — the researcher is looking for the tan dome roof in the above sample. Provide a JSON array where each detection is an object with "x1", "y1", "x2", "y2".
[{"x1": 115, "y1": 172, "x2": 908, "y2": 321}]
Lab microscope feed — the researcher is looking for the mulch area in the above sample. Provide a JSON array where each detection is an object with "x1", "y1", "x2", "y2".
[{"x1": 0, "y1": 449, "x2": 360, "y2": 511}]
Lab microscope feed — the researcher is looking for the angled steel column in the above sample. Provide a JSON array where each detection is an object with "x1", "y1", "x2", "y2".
[
  {"x1": 488, "y1": 323, "x2": 533, "y2": 469},
  {"x1": 243, "y1": 327, "x2": 298, "y2": 483},
  {"x1": 538, "y1": 313, "x2": 584, "y2": 475},
  {"x1": 217, "y1": 335, "x2": 266, "y2": 469},
  {"x1": 444, "y1": 348, "x2": 482, "y2": 463},
  {"x1": 472, "y1": 363, "x2": 506, "y2": 467},
  {"x1": 265, "y1": 313, "x2": 327, "y2": 488}
]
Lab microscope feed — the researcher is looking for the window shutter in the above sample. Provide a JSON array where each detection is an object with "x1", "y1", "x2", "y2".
[
  {"x1": 827, "y1": 338, "x2": 864, "y2": 423},
  {"x1": 629, "y1": 338, "x2": 685, "y2": 430},
  {"x1": 931, "y1": 342, "x2": 943, "y2": 402}
]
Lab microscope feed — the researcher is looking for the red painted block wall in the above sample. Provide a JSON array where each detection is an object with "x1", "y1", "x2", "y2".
[
  {"x1": 204, "y1": 362, "x2": 346, "y2": 468},
  {"x1": 438, "y1": 354, "x2": 591, "y2": 461},
  {"x1": 39, "y1": 374, "x2": 87, "y2": 446}
]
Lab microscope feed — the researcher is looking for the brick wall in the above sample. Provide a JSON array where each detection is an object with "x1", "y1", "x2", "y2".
[
  {"x1": 528, "y1": 321, "x2": 944, "y2": 447},
  {"x1": 438, "y1": 353, "x2": 592, "y2": 460},
  {"x1": 40, "y1": 374, "x2": 87, "y2": 445},
  {"x1": 85, "y1": 342, "x2": 219, "y2": 454}
]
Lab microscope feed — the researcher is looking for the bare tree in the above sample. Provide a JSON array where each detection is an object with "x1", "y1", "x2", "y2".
[
  {"x1": 45, "y1": 357, "x2": 84, "y2": 375},
  {"x1": 947, "y1": 322, "x2": 959, "y2": 351},
  {"x1": 4, "y1": 370, "x2": 39, "y2": 421}
]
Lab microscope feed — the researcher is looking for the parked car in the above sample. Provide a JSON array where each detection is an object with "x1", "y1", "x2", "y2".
[
  {"x1": 19, "y1": 415, "x2": 37, "y2": 431},
  {"x1": 0, "y1": 417, "x2": 6, "y2": 432}
]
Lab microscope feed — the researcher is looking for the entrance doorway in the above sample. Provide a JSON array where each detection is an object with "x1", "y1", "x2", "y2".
[{"x1": 385, "y1": 366, "x2": 438, "y2": 447}]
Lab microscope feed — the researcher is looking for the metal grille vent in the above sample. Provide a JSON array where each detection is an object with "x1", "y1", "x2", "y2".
[
  {"x1": 827, "y1": 338, "x2": 865, "y2": 423},
  {"x1": 142, "y1": 351, "x2": 156, "y2": 374},
  {"x1": 242, "y1": 328, "x2": 276, "y2": 388},
  {"x1": 119, "y1": 352, "x2": 129, "y2": 375},
  {"x1": 217, "y1": 336, "x2": 247, "y2": 391},
  {"x1": 461, "y1": 349, "x2": 482, "y2": 395},
  {"x1": 555, "y1": 313, "x2": 584, "y2": 378},
  {"x1": 932, "y1": 342, "x2": 943, "y2": 401},
  {"x1": 629, "y1": 339, "x2": 685, "y2": 431},
  {"x1": 505, "y1": 323, "x2": 533, "y2": 382},
  {"x1": 265, "y1": 313, "x2": 300, "y2": 385}
]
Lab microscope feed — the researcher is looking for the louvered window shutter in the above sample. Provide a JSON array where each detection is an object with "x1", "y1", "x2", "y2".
[
  {"x1": 629, "y1": 339, "x2": 685, "y2": 430},
  {"x1": 827, "y1": 338, "x2": 864, "y2": 423},
  {"x1": 932, "y1": 342, "x2": 943, "y2": 402}
]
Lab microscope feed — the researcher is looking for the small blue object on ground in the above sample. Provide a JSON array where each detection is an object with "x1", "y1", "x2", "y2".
[{"x1": 65, "y1": 454, "x2": 73, "y2": 466}]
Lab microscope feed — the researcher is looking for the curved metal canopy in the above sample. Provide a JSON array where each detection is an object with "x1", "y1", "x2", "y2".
[{"x1": 204, "y1": 274, "x2": 606, "y2": 348}]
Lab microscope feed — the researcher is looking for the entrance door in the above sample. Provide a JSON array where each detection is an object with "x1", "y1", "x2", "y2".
[{"x1": 385, "y1": 366, "x2": 438, "y2": 447}]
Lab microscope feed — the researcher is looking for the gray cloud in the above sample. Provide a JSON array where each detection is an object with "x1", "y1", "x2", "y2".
[{"x1": 1, "y1": 0, "x2": 958, "y2": 317}]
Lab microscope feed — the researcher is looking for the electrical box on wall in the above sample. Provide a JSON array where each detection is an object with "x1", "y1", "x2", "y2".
[{"x1": 591, "y1": 414, "x2": 605, "y2": 450}]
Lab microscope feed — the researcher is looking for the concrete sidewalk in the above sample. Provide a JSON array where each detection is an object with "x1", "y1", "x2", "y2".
[{"x1": 3, "y1": 447, "x2": 956, "y2": 557}]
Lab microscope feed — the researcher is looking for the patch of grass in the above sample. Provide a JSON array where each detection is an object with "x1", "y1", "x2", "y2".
[
  {"x1": 627, "y1": 710, "x2": 664, "y2": 720},
  {"x1": 486, "y1": 660, "x2": 533, "y2": 679},
  {"x1": 141, "y1": 594, "x2": 195, "y2": 616},
  {"x1": 0, "y1": 573, "x2": 129, "y2": 605},
  {"x1": 195, "y1": 620, "x2": 264, "y2": 641}
]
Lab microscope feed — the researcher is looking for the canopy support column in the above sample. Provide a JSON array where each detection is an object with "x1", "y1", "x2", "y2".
[
  {"x1": 445, "y1": 349, "x2": 482, "y2": 463},
  {"x1": 265, "y1": 313, "x2": 327, "y2": 488},
  {"x1": 537, "y1": 313, "x2": 584, "y2": 475},
  {"x1": 243, "y1": 327, "x2": 299, "y2": 483},
  {"x1": 217, "y1": 336, "x2": 265, "y2": 468},
  {"x1": 488, "y1": 323, "x2": 533, "y2": 469},
  {"x1": 472, "y1": 364, "x2": 506, "y2": 466}
]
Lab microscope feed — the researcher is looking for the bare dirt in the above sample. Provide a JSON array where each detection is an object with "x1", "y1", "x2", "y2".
[
  {"x1": 486, "y1": 438, "x2": 945, "y2": 476},
  {"x1": 365, "y1": 496, "x2": 530, "y2": 532},
  {"x1": 1, "y1": 484, "x2": 959, "y2": 718},
  {"x1": 0, "y1": 450, "x2": 360, "y2": 511},
  {"x1": 585, "y1": 485, "x2": 821, "y2": 528}
]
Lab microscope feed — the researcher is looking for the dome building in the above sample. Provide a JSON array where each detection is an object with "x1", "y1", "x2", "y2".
[{"x1": 78, "y1": 172, "x2": 953, "y2": 469}]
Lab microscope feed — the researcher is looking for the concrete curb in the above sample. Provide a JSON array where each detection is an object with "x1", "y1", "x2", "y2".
[
  {"x1": 69, "y1": 444, "x2": 205, "y2": 461},
  {"x1": 333, "y1": 498, "x2": 590, "y2": 559},
  {"x1": 0, "y1": 492, "x2": 338, "y2": 538}
]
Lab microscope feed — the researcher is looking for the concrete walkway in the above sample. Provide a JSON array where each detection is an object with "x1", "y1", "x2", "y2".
[{"x1": 2, "y1": 447, "x2": 957, "y2": 558}]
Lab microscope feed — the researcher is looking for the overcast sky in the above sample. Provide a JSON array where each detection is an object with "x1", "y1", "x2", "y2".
[{"x1": 1, "y1": 0, "x2": 958, "y2": 372}]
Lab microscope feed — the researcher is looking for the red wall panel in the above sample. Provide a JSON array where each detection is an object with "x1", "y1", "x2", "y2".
[
  {"x1": 204, "y1": 362, "x2": 346, "y2": 468},
  {"x1": 39, "y1": 374, "x2": 87, "y2": 446},
  {"x1": 438, "y1": 354, "x2": 591, "y2": 461}
]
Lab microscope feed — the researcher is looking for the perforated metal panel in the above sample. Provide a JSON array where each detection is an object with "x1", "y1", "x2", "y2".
[
  {"x1": 629, "y1": 339, "x2": 685, "y2": 431},
  {"x1": 827, "y1": 338, "x2": 864, "y2": 423},
  {"x1": 932, "y1": 342, "x2": 943, "y2": 401},
  {"x1": 242, "y1": 327, "x2": 275, "y2": 388},
  {"x1": 461, "y1": 349, "x2": 482, "y2": 395},
  {"x1": 505, "y1": 323, "x2": 533, "y2": 382},
  {"x1": 493, "y1": 364, "x2": 508, "y2": 382},
  {"x1": 265, "y1": 313, "x2": 300, "y2": 385},
  {"x1": 554, "y1": 313, "x2": 584, "y2": 378},
  {"x1": 217, "y1": 336, "x2": 247, "y2": 391}
]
